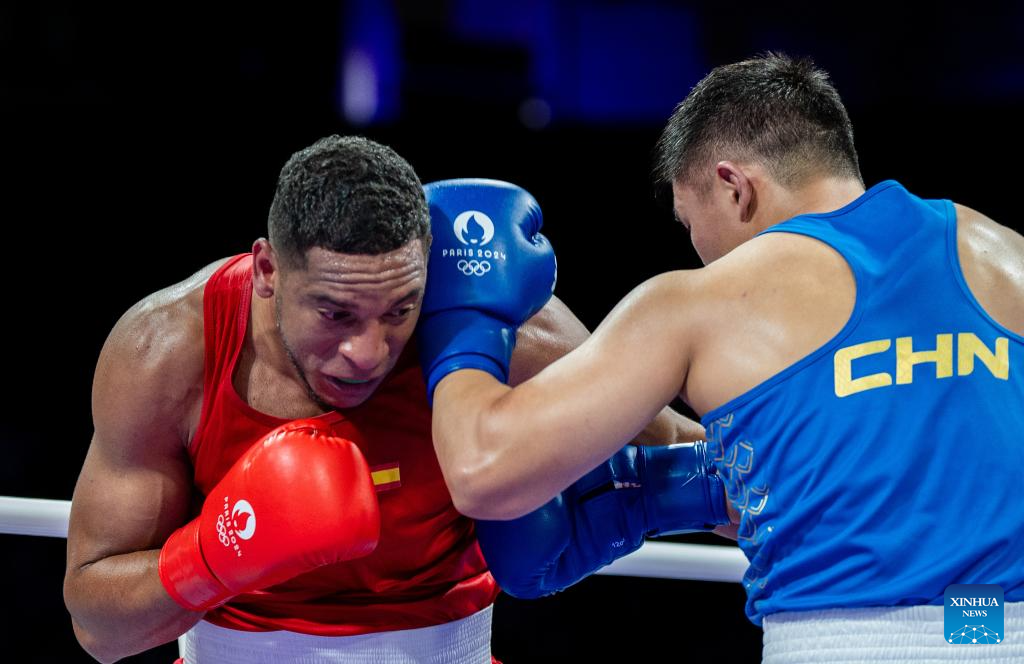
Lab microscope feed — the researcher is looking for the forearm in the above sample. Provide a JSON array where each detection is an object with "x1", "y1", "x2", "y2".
[
  {"x1": 65, "y1": 549, "x2": 202, "y2": 663},
  {"x1": 434, "y1": 367, "x2": 657, "y2": 520},
  {"x1": 433, "y1": 371, "x2": 523, "y2": 519}
]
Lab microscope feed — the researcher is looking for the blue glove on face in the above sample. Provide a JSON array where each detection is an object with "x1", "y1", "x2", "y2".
[
  {"x1": 418, "y1": 179, "x2": 557, "y2": 402},
  {"x1": 475, "y1": 441, "x2": 730, "y2": 598}
]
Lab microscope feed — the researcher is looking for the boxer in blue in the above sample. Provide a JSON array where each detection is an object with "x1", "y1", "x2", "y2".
[
  {"x1": 419, "y1": 179, "x2": 736, "y2": 598},
  {"x1": 419, "y1": 54, "x2": 1024, "y2": 661}
]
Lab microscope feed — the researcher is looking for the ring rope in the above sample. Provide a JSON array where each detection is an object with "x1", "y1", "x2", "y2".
[{"x1": 0, "y1": 495, "x2": 747, "y2": 583}]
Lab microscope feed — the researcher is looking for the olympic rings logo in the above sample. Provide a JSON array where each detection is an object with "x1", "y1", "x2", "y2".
[
  {"x1": 457, "y1": 260, "x2": 491, "y2": 276},
  {"x1": 216, "y1": 514, "x2": 231, "y2": 547}
]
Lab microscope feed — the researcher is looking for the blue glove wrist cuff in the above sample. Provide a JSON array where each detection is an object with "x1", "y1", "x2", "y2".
[
  {"x1": 639, "y1": 441, "x2": 731, "y2": 535},
  {"x1": 418, "y1": 309, "x2": 515, "y2": 402}
]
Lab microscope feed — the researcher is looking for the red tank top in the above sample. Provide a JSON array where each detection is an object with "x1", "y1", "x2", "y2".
[{"x1": 190, "y1": 254, "x2": 498, "y2": 636}]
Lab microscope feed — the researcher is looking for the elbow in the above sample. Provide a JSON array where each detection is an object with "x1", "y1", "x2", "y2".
[
  {"x1": 444, "y1": 419, "x2": 515, "y2": 519},
  {"x1": 62, "y1": 563, "x2": 199, "y2": 663},
  {"x1": 64, "y1": 575, "x2": 125, "y2": 664},
  {"x1": 439, "y1": 393, "x2": 543, "y2": 520},
  {"x1": 70, "y1": 620, "x2": 123, "y2": 664},
  {"x1": 446, "y1": 465, "x2": 507, "y2": 520},
  {"x1": 446, "y1": 463, "x2": 542, "y2": 521}
]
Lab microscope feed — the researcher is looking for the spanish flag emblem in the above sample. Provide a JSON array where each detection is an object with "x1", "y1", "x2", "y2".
[{"x1": 370, "y1": 462, "x2": 401, "y2": 492}]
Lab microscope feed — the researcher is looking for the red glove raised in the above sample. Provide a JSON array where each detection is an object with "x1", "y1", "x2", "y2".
[{"x1": 158, "y1": 418, "x2": 381, "y2": 611}]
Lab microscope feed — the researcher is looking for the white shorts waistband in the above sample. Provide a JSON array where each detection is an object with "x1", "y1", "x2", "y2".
[
  {"x1": 178, "y1": 605, "x2": 493, "y2": 664},
  {"x1": 762, "y1": 601, "x2": 1024, "y2": 663}
]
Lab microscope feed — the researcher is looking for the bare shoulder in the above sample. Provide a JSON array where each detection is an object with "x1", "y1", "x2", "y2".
[
  {"x1": 92, "y1": 258, "x2": 230, "y2": 452},
  {"x1": 955, "y1": 204, "x2": 1024, "y2": 252},
  {"x1": 678, "y1": 232, "x2": 856, "y2": 413},
  {"x1": 67, "y1": 259, "x2": 232, "y2": 568},
  {"x1": 709, "y1": 231, "x2": 850, "y2": 295},
  {"x1": 954, "y1": 204, "x2": 1024, "y2": 334},
  {"x1": 954, "y1": 204, "x2": 1024, "y2": 266},
  {"x1": 510, "y1": 294, "x2": 590, "y2": 385},
  {"x1": 600, "y1": 231, "x2": 853, "y2": 334}
]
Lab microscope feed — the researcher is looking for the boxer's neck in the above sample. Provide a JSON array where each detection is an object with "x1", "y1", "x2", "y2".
[
  {"x1": 768, "y1": 176, "x2": 866, "y2": 227},
  {"x1": 250, "y1": 290, "x2": 301, "y2": 383}
]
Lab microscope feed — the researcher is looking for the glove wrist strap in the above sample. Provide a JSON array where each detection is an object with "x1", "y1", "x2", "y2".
[
  {"x1": 640, "y1": 441, "x2": 731, "y2": 536},
  {"x1": 158, "y1": 519, "x2": 231, "y2": 612},
  {"x1": 419, "y1": 309, "x2": 515, "y2": 402}
]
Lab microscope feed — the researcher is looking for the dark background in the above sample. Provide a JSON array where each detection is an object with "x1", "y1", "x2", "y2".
[{"x1": 2, "y1": 2, "x2": 1022, "y2": 661}]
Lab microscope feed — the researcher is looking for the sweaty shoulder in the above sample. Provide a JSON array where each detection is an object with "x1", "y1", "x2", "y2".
[
  {"x1": 954, "y1": 204, "x2": 1024, "y2": 336},
  {"x1": 681, "y1": 231, "x2": 856, "y2": 414},
  {"x1": 509, "y1": 294, "x2": 590, "y2": 385},
  {"x1": 92, "y1": 258, "x2": 231, "y2": 450}
]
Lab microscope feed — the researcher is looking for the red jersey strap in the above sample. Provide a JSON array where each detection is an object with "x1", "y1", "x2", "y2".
[{"x1": 191, "y1": 254, "x2": 257, "y2": 458}]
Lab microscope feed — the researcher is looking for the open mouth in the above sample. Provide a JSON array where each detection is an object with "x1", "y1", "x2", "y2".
[{"x1": 329, "y1": 376, "x2": 375, "y2": 387}]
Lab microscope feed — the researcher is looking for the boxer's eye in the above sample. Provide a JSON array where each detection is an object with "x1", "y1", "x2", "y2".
[
  {"x1": 319, "y1": 310, "x2": 353, "y2": 323},
  {"x1": 384, "y1": 306, "x2": 416, "y2": 322}
]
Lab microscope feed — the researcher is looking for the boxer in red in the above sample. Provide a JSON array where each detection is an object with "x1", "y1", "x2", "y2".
[{"x1": 62, "y1": 135, "x2": 703, "y2": 663}]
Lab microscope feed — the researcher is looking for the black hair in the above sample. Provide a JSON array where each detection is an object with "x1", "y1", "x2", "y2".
[
  {"x1": 268, "y1": 135, "x2": 430, "y2": 268},
  {"x1": 656, "y1": 53, "x2": 862, "y2": 190}
]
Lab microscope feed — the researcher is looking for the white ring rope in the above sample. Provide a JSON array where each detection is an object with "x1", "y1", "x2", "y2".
[
  {"x1": 1, "y1": 495, "x2": 71, "y2": 538},
  {"x1": 597, "y1": 541, "x2": 746, "y2": 583},
  {"x1": 0, "y1": 495, "x2": 747, "y2": 583}
]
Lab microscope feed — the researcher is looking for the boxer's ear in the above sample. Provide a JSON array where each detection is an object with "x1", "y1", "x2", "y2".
[
  {"x1": 715, "y1": 161, "x2": 755, "y2": 224},
  {"x1": 252, "y1": 239, "x2": 278, "y2": 298}
]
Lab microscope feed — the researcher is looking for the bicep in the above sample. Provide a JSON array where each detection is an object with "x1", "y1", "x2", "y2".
[
  {"x1": 433, "y1": 273, "x2": 702, "y2": 519},
  {"x1": 494, "y1": 273, "x2": 699, "y2": 474},
  {"x1": 67, "y1": 302, "x2": 201, "y2": 571},
  {"x1": 67, "y1": 432, "x2": 194, "y2": 569},
  {"x1": 513, "y1": 293, "x2": 703, "y2": 444}
]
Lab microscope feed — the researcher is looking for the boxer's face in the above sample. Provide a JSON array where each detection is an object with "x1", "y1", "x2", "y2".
[
  {"x1": 273, "y1": 240, "x2": 427, "y2": 409},
  {"x1": 671, "y1": 176, "x2": 750, "y2": 264}
]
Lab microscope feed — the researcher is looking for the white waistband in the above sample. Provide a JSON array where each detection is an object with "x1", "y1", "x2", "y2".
[
  {"x1": 762, "y1": 602, "x2": 1024, "y2": 663},
  {"x1": 178, "y1": 605, "x2": 492, "y2": 664}
]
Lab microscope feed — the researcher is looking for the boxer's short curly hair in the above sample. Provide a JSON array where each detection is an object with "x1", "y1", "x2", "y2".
[
  {"x1": 655, "y1": 53, "x2": 862, "y2": 192},
  {"x1": 268, "y1": 135, "x2": 430, "y2": 269}
]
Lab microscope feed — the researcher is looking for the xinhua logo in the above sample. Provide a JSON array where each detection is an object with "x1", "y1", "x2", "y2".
[{"x1": 945, "y1": 584, "x2": 1003, "y2": 645}]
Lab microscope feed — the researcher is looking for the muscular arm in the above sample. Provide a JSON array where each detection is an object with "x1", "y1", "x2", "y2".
[
  {"x1": 64, "y1": 269, "x2": 215, "y2": 662},
  {"x1": 510, "y1": 294, "x2": 705, "y2": 445},
  {"x1": 435, "y1": 273, "x2": 702, "y2": 520},
  {"x1": 506, "y1": 292, "x2": 737, "y2": 539}
]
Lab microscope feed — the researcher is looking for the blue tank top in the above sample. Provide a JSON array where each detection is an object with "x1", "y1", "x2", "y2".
[{"x1": 700, "y1": 180, "x2": 1024, "y2": 626}]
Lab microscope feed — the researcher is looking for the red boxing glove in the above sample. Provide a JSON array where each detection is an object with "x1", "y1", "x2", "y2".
[{"x1": 158, "y1": 419, "x2": 381, "y2": 611}]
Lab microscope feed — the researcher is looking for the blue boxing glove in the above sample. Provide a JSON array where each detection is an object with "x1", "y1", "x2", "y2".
[
  {"x1": 418, "y1": 179, "x2": 557, "y2": 401},
  {"x1": 475, "y1": 441, "x2": 729, "y2": 598}
]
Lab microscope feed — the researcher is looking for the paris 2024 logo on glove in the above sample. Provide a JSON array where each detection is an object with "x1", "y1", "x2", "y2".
[
  {"x1": 216, "y1": 497, "x2": 257, "y2": 558},
  {"x1": 444, "y1": 210, "x2": 506, "y2": 277}
]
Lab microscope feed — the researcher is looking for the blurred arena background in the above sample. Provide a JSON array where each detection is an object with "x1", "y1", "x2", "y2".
[{"x1": 2, "y1": 2, "x2": 1022, "y2": 661}]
